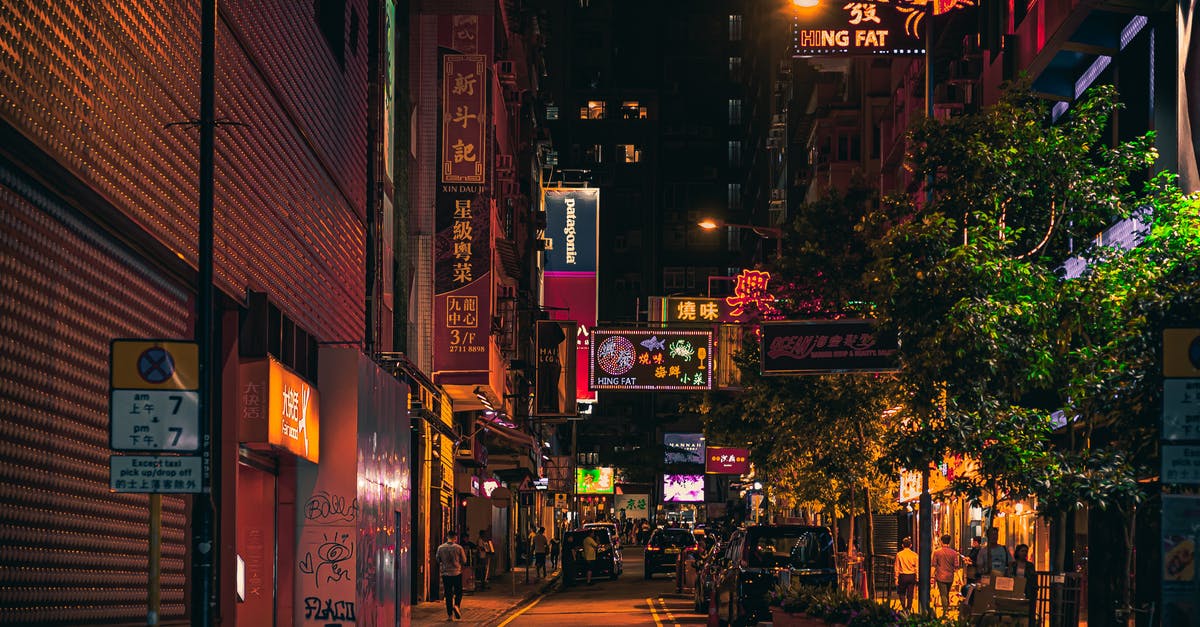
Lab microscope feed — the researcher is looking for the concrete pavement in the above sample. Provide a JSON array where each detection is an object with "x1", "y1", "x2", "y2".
[{"x1": 411, "y1": 563, "x2": 561, "y2": 626}]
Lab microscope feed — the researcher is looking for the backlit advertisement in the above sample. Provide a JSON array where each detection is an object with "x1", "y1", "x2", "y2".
[
  {"x1": 791, "y1": 1, "x2": 927, "y2": 57},
  {"x1": 544, "y1": 188, "x2": 599, "y2": 403},
  {"x1": 589, "y1": 329, "x2": 714, "y2": 391},
  {"x1": 239, "y1": 357, "x2": 320, "y2": 463},
  {"x1": 534, "y1": 320, "x2": 577, "y2": 416},
  {"x1": 705, "y1": 447, "x2": 750, "y2": 474},
  {"x1": 663, "y1": 474, "x2": 705, "y2": 503},
  {"x1": 664, "y1": 432, "x2": 706, "y2": 464},
  {"x1": 760, "y1": 319, "x2": 899, "y2": 374},
  {"x1": 576, "y1": 467, "x2": 615, "y2": 494}
]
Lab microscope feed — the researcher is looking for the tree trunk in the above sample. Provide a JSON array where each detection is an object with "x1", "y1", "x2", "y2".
[{"x1": 864, "y1": 483, "x2": 875, "y2": 599}]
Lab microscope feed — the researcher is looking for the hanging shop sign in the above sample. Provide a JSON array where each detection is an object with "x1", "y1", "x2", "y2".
[
  {"x1": 239, "y1": 357, "x2": 320, "y2": 463},
  {"x1": 543, "y1": 188, "x2": 600, "y2": 403},
  {"x1": 615, "y1": 494, "x2": 649, "y2": 519},
  {"x1": 534, "y1": 320, "x2": 577, "y2": 417},
  {"x1": 663, "y1": 474, "x2": 705, "y2": 503},
  {"x1": 589, "y1": 328, "x2": 713, "y2": 391},
  {"x1": 664, "y1": 432, "x2": 706, "y2": 465},
  {"x1": 705, "y1": 447, "x2": 750, "y2": 475},
  {"x1": 662, "y1": 296, "x2": 747, "y2": 324},
  {"x1": 791, "y1": 0, "x2": 928, "y2": 57},
  {"x1": 760, "y1": 319, "x2": 899, "y2": 374},
  {"x1": 576, "y1": 467, "x2": 615, "y2": 494},
  {"x1": 441, "y1": 54, "x2": 487, "y2": 184}
]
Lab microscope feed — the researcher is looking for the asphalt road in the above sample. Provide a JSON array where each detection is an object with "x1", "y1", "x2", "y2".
[{"x1": 493, "y1": 547, "x2": 711, "y2": 627}]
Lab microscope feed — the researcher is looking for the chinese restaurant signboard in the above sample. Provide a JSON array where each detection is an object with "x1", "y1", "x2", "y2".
[
  {"x1": 705, "y1": 447, "x2": 750, "y2": 474},
  {"x1": 441, "y1": 54, "x2": 487, "y2": 184},
  {"x1": 544, "y1": 188, "x2": 600, "y2": 402},
  {"x1": 433, "y1": 190, "x2": 491, "y2": 375},
  {"x1": 662, "y1": 297, "x2": 746, "y2": 324},
  {"x1": 589, "y1": 329, "x2": 713, "y2": 391},
  {"x1": 791, "y1": 1, "x2": 927, "y2": 57},
  {"x1": 760, "y1": 319, "x2": 899, "y2": 374},
  {"x1": 576, "y1": 467, "x2": 615, "y2": 494},
  {"x1": 240, "y1": 357, "x2": 320, "y2": 463},
  {"x1": 534, "y1": 320, "x2": 577, "y2": 417}
]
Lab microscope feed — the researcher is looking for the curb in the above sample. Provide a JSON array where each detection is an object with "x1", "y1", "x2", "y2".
[{"x1": 480, "y1": 573, "x2": 561, "y2": 627}]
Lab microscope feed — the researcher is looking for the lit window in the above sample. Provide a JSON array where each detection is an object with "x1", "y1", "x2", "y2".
[
  {"x1": 546, "y1": 105, "x2": 559, "y2": 120},
  {"x1": 729, "y1": 57, "x2": 742, "y2": 81},
  {"x1": 728, "y1": 15, "x2": 742, "y2": 41},
  {"x1": 728, "y1": 99, "x2": 742, "y2": 125},
  {"x1": 727, "y1": 183, "x2": 742, "y2": 210},
  {"x1": 728, "y1": 141, "x2": 742, "y2": 167},
  {"x1": 617, "y1": 144, "x2": 642, "y2": 163},
  {"x1": 621, "y1": 101, "x2": 648, "y2": 119},
  {"x1": 580, "y1": 100, "x2": 607, "y2": 120}
]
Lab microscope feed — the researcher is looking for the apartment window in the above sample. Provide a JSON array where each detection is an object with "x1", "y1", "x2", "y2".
[
  {"x1": 728, "y1": 99, "x2": 743, "y2": 125},
  {"x1": 727, "y1": 183, "x2": 742, "y2": 210},
  {"x1": 586, "y1": 143, "x2": 603, "y2": 163},
  {"x1": 729, "y1": 56, "x2": 742, "y2": 82},
  {"x1": 617, "y1": 144, "x2": 642, "y2": 163},
  {"x1": 621, "y1": 101, "x2": 648, "y2": 119},
  {"x1": 728, "y1": 140, "x2": 742, "y2": 167},
  {"x1": 546, "y1": 105, "x2": 559, "y2": 120},
  {"x1": 836, "y1": 133, "x2": 861, "y2": 161},
  {"x1": 663, "y1": 267, "x2": 687, "y2": 290},
  {"x1": 728, "y1": 14, "x2": 742, "y2": 41},
  {"x1": 580, "y1": 100, "x2": 606, "y2": 119}
]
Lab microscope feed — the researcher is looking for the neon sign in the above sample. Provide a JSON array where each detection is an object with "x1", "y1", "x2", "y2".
[{"x1": 725, "y1": 269, "x2": 779, "y2": 318}]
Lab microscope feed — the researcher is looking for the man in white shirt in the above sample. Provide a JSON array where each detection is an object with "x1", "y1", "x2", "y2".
[{"x1": 436, "y1": 531, "x2": 468, "y2": 621}]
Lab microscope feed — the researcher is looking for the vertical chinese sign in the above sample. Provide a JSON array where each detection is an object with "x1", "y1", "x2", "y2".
[
  {"x1": 434, "y1": 46, "x2": 491, "y2": 377},
  {"x1": 543, "y1": 188, "x2": 600, "y2": 404}
]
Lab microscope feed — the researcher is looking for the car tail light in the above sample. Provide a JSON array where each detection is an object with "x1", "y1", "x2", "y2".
[{"x1": 646, "y1": 546, "x2": 660, "y2": 551}]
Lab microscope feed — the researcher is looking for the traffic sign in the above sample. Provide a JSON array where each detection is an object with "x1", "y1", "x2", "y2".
[
  {"x1": 111, "y1": 340, "x2": 200, "y2": 391},
  {"x1": 110, "y1": 390, "x2": 200, "y2": 451},
  {"x1": 110, "y1": 455, "x2": 204, "y2": 493}
]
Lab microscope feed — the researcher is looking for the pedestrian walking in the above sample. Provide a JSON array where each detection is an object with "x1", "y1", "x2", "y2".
[
  {"x1": 982, "y1": 527, "x2": 1012, "y2": 576},
  {"x1": 532, "y1": 526, "x2": 550, "y2": 580},
  {"x1": 550, "y1": 535, "x2": 560, "y2": 570},
  {"x1": 476, "y1": 530, "x2": 495, "y2": 589},
  {"x1": 436, "y1": 531, "x2": 468, "y2": 622},
  {"x1": 582, "y1": 529, "x2": 598, "y2": 585},
  {"x1": 894, "y1": 537, "x2": 919, "y2": 613},
  {"x1": 932, "y1": 534, "x2": 963, "y2": 617}
]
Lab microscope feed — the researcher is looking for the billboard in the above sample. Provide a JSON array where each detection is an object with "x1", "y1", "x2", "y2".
[
  {"x1": 576, "y1": 467, "x2": 615, "y2": 494},
  {"x1": 544, "y1": 188, "x2": 600, "y2": 402},
  {"x1": 663, "y1": 474, "x2": 705, "y2": 503},
  {"x1": 791, "y1": 1, "x2": 927, "y2": 57},
  {"x1": 660, "y1": 296, "x2": 748, "y2": 324},
  {"x1": 664, "y1": 432, "x2": 706, "y2": 465},
  {"x1": 760, "y1": 319, "x2": 899, "y2": 374},
  {"x1": 589, "y1": 329, "x2": 714, "y2": 391},
  {"x1": 705, "y1": 447, "x2": 750, "y2": 475},
  {"x1": 432, "y1": 191, "x2": 491, "y2": 374},
  {"x1": 534, "y1": 320, "x2": 577, "y2": 416},
  {"x1": 615, "y1": 494, "x2": 649, "y2": 519},
  {"x1": 441, "y1": 54, "x2": 487, "y2": 184}
]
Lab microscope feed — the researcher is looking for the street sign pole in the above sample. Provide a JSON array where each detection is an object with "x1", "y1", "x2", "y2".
[{"x1": 193, "y1": 0, "x2": 218, "y2": 623}]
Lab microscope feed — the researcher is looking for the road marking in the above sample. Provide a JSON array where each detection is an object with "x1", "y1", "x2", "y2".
[
  {"x1": 497, "y1": 592, "x2": 549, "y2": 627},
  {"x1": 655, "y1": 597, "x2": 681, "y2": 626},
  {"x1": 646, "y1": 597, "x2": 665, "y2": 627}
]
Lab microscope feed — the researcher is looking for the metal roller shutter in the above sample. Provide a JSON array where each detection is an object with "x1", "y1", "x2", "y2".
[{"x1": 0, "y1": 168, "x2": 190, "y2": 625}]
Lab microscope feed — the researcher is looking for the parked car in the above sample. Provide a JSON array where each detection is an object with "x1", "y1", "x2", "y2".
[
  {"x1": 561, "y1": 528, "x2": 623, "y2": 585},
  {"x1": 644, "y1": 527, "x2": 700, "y2": 579},
  {"x1": 584, "y1": 521, "x2": 622, "y2": 547},
  {"x1": 713, "y1": 525, "x2": 836, "y2": 626}
]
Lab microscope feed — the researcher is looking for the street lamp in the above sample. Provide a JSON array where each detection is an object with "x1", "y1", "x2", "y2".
[{"x1": 697, "y1": 218, "x2": 784, "y2": 258}]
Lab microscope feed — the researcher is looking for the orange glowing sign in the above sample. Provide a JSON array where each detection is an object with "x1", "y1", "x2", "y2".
[
  {"x1": 725, "y1": 269, "x2": 779, "y2": 318},
  {"x1": 240, "y1": 358, "x2": 320, "y2": 463},
  {"x1": 441, "y1": 54, "x2": 487, "y2": 184}
]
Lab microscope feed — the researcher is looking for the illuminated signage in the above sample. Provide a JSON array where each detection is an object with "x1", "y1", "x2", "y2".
[
  {"x1": 544, "y1": 188, "x2": 600, "y2": 402},
  {"x1": 589, "y1": 329, "x2": 714, "y2": 391},
  {"x1": 791, "y1": 1, "x2": 927, "y2": 57},
  {"x1": 432, "y1": 189, "x2": 491, "y2": 375},
  {"x1": 663, "y1": 474, "x2": 705, "y2": 503},
  {"x1": 482, "y1": 478, "x2": 501, "y2": 497},
  {"x1": 663, "y1": 297, "x2": 746, "y2": 324},
  {"x1": 760, "y1": 319, "x2": 899, "y2": 374},
  {"x1": 576, "y1": 467, "x2": 615, "y2": 494},
  {"x1": 441, "y1": 54, "x2": 487, "y2": 184},
  {"x1": 665, "y1": 433, "x2": 706, "y2": 465},
  {"x1": 725, "y1": 270, "x2": 780, "y2": 319},
  {"x1": 705, "y1": 447, "x2": 750, "y2": 475},
  {"x1": 534, "y1": 320, "x2": 577, "y2": 417},
  {"x1": 615, "y1": 494, "x2": 649, "y2": 518},
  {"x1": 240, "y1": 358, "x2": 320, "y2": 463}
]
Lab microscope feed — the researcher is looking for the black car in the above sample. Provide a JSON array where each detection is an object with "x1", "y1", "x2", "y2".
[
  {"x1": 643, "y1": 527, "x2": 700, "y2": 579},
  {"x1": 561, "y1": 528, "x2": 623, "y2": 585},
  {"x1": 713, "y1": 525, "x2": 836, "y2": 626}
]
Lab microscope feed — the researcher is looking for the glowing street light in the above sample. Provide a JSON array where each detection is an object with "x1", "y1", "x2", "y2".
[{"x1": 697, "y1": 218, "x2": 784, "y2": 257}]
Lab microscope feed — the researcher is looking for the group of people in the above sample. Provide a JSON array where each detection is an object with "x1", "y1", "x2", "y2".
[{"x1": 894, "y1": 527, "x2": 1037, "y2": 617}]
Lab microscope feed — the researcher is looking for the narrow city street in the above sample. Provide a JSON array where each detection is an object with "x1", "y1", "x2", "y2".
[{"x1": 492, "y1": 548, "x2": 707, "y2": 627}]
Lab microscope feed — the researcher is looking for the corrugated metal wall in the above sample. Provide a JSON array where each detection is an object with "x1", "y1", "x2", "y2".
[{"x1": 0, "y1": 169, "x2": 190, "y2": 625}]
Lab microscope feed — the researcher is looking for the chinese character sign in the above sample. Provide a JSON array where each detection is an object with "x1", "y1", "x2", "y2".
[
  {"x1": 441, "y1": 54, "x2": 486, "y2": 183},
  {"x1": 576, "y1": 467, "x2": 615, "y2": 494},
  {"x1": 433, "y1": 190, "x2": 491, "y2": 375},
  {"x1": 705, "y1": 447, "x2": 750, "y2": 474},
  {"x1": 725, "y1": 269, "x2": 780, "y2": 318},
  {"x1": 615, "y1": 494, "x2": 649, "y2": 519},
  {"x1": 791, "y1": 1, "x2": 928, "y2": 57},
  {"x1": 589, "y1": 329, "x2": 714, "y2": 391},
  {"x1": 760, "y1": 319, "x2": 899, "y2": 374},
  {"x1": 664, "y1": 297, "x2": 745, "y2": 323}
]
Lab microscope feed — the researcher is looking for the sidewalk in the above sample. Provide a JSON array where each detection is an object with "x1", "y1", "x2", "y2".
[{"x1": 411, "y1": 564, "x2": 560, "y2": 626}]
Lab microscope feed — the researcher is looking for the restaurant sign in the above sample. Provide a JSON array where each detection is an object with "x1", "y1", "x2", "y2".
[
  {"x1": 589, "y1": 329, "x2": 713, "y2": 391},
  {"x1": 791, "y1": 1, "x2": 927, "y2": 57},
  {"x1": 760, "y1": 319, "x2": 898, "y2": 374},
  {"x1": 705, "y1": 447, "x2": 750, "y2": 475},
  {"x1": 662, "y1": 297, "x2": 746, "y2": 324},
  {"x1": 240, "y1": 357, "x2": 320, "y2": 463}
]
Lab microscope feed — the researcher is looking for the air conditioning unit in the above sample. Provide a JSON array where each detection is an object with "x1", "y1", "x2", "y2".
[
  {"x1": 496, "y1": 154, "x2": 514, "y2": 173},
  {"x1": 497, "y1": 59, "x2": 516, "y2": 84}
]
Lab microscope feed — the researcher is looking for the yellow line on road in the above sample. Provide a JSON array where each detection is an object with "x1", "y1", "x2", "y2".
[
  {"x1": 497, "y1": 592, "x2": 548, "y2": 627},
  {"x1": 655, "y1": 597, "x2": 681, "y2": 626},
  {"x1": 646, "y1": 597, "x2": 665, "y2": 627}
]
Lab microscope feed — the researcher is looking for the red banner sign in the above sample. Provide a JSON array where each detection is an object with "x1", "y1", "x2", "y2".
[
  {"x1": 441, "y1": 54, "x2": 486, "y2": 184},
  {"x1": 705, "y1": 447, "x2": 750, "y2": 475}
]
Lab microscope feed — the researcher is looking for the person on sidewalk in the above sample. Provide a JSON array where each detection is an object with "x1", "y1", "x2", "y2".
[
  {"x1": 582, "y1": 530, "x2": 598, "y2": 585},
  {"x1": 477, "y1": 530, "x2": 496, "y2": 589},
  {"x1": 436, "y1": 531, "x2": 468, "y2": 622},
  {"x1": 933, "y1": 534, "x2": 963, "y2": 617},
  {"x1": 532, "y1": 526, "x2": 550, "y2": 580},
  {"x1": 894, "y1": 537, "x2": 919, "y2": 613},
  {"x1": 982, "y1": 527, "x2": 1012, "y2": 576},
  {"x1": 549, "y1": 535, "x2": 560, "y2": 571}
]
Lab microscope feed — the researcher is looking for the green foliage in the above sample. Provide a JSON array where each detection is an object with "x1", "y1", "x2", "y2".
[{"x1": 768, "y1": 584, "x2": 964, "y2": 626}]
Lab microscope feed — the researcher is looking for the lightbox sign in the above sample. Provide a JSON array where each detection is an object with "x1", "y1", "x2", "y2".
[
  {"x1": 791, "y1": 1, "x2": 927, "y2": 57},
  {"x1": 760, "y1": 319, "x2": 899, "y2": 374},
  {"x1": 441, "y1": 54, "x2": 487, "y2": 184},
  {"x1": 543, "y1": 188, "x2": 599, "y2": 273},
  {"x1": 589, "y1": 329, "x2": 714, "y2": 391},
  {"x1": 705, "y1": 447, "x2": 750, "y2": 475},
  {"x1": 239, "y1": 357, "x2": 320, "y2": 463},
  {"x1": 664, "y1": 432, "x2": 706, "y2": 465},
  {"x1": 663, "y1": 297, "x2": 746, "y2": 324},
  {"x1": 535, "y1": 320, "x2": 577, "y2": 416},
  {"x1": 663, "y1": 474, "x2": 705, "y2": 503},
  {"x1": 576, "y1": 467, "x2": 615, "y2": 494}
]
